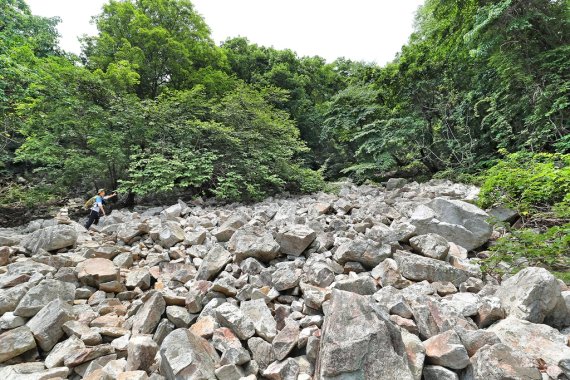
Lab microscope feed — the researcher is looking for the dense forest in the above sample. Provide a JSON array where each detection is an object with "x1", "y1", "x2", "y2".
[{"x1": 1, "y1": 0, "x2": 568, "y2": 204}]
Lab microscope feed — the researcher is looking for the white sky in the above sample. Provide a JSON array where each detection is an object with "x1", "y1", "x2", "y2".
[{"x1": 26, "y1": 0, "x2": 424, "y2": 65}]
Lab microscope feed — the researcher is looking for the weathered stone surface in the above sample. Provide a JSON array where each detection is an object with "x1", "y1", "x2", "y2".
[
  {"x1": 401, "y1": 329, "x2": 425, "y2": 380},
  {"x1": 159, "y1": 221, "x2": 185, "y2": 248},
  {"x1": 248, "y1": 337, "x2": 275, "y2": 371},
  {"x1": 63, "y1": 344, "x2": 115, "y2": 367},
  {"x1": 241, "y1": 298, "x2": 277, "y2": 341},
  {"x1": 125, "y1": 268, "x2": 151, "y2": 290},
  {"x1": 77, "y1": 258, "x2": 120, "y2": 288},
  {"x1": 263, "y1": 358, "x2": 300, "y2": 380},
  {"x1": 213, "y1": 211, "x2": 249, "y2": 242},
  {"x1": 394, "y1": 251, "x2": 470, "y2": 286},
  {"x1": 475, "y1": 296, "x2": 505, "y2": 328},
  {"x1": 27, "y1": 298, "x2": 73, "y2": 351},
  {"x1": 275, "y1": 224, "x2": 316, "y2": 256},
  {"x1": 21, "y1": 224, "x2": 78, "y2": 254},
  {"x1": 333, "y1": 275, "x2": 377, "y2": 295},
  {"x1": 0, "y1": 326, "x2": 36, "y2": 363},
  {"x1": 489, "y1": 317, "x2": 570, "y2": 376},
  {"x1": 166, "y1": 305, "x2": 193, "y2": 328},
  {"x1": 159, "y1": 328, "x2": 219, "y2": 380},
  {"x1": 196, "y1": 245, "x2": 232, "y2": 281},
  {"x1": 117, "y1": 222, "x2": 150, "y2": 243},
  {"x1": 422, "y1": 365, "x2": 459, "y2": 380},
  {"x1": 495, "y1": 267, "x2": 567, "y2": 326},
  {"x1": 272, "y1": 265, "x2": 301, "y2": 291},
  {"x1": 126, "y1": 335, "x2": 159, "y2": 372},
  {"x1": 333, "y1": 238, "x2": 392, "y2": 268},
  {"x1": 0, "y1": 284, "x2": 30, "y2": 314},
  {"x1": 423, "y1": 329, "x2": 469, "y2": 370},
  {"x1": 216, "y1": 302, "x2": 255, "y2": 340},
  {"x1": 272, "y1": 321, "x2": 300, "y2": 361},
  {"x1": 131, "y1": 291, "x2": 166, "y2": 334},
  {"x1": 372, "y1": 258, "x2": 412, "y2": 289},
  {"x1": 316, "y1": 289, "x2": 414, "y2": 379},
  {"x1": 45, "y1": 335, "x2": 85, "y2": 368},
  {"x1": 214, "y1": 364, "x2": 244, "y2": 380},
  {"x1": 228, "y1": 225, "x2": 280, "y2": 263},
  {"x1": 410, "y1": 198, "x2": 492, "y2": 251},
  {"x1": 300, "y1": 282, "x2": 331, "y2": 310},
  {"x1": 409, "y1": 233, "x2": 449, "y2": 260},
  {"x1": 14, "y1": 279, "x2": 75, "y2": 317},
  {"x1": 464, "y1": 343, "x2": 542, "y2": 380},
  {"x1": 0, "y1": 364, "x2": 69, "y2": 379}
]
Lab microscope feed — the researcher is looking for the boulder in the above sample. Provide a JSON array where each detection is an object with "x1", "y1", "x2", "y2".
[
  {"x1": 21, "y1": 224, "x2": 78, "y2": 254},
  {"x1": 316, "y1": 289, "x2": 415, "y2": 379},
  {"x1": 248, "y1": 337, "x2": 275, "y2": 371},
  {"x1": 409, "y1": 198, "x2": 492, "y2": 251},
  {"x1": 158, "y1": 221, "x2": 185, "y2": 248},
  {"x1": 423, "y1": 329, "x2": 470, "y2": 370},
  {"x1": 263, "y1": 358, "x2": 300, "y2": 380},
  {"x1": 14, "y1": 279, "x2": 75, "y2": 317},
  {"x1": 272, "y1": 321, "x2": 300, "y2": 361},
  {"x1": 213, "y1": 211, "x2": 249, "y2": 242},
  {"x1": 27, "y1": 298, "x2": 73, "y2": 351},
  {"x1": 131, "y1": 292, "x2": 166, "y2": 334},
  {"x1": 126, "y1": 335, "x2": 159, "y2": 372},
  {"x1": 489, "y1": 317, "x2": 570, "y2": 377},
  {"x1": 196, "y1": 245, "x2": 232, "y2": 281},
  {"x1": 333, "y1": 238, "x2": 392, "y2": 269},
  {"x1": 275, "y1": 224, "x2": 316, "y2": 256},
  {"x1": 241, "y1": 299, "x2": 277, "y2": 342},
  {"x1": 227, "y1": 225, "x2": 280, "y2": 263},
  {"x1": 409, "y1": 233, "x2": 449, "y2": 260},
  {"x1": 160, "y1": 329, "x2": 219, "y2": 379},
  {"x1": 215, "y1": 302, "x2": 256, "y2": 340},
  {"x1": 463, "y1": 343, "x2": 541, "y2": 380},
  {"x1": 0, "y1": 326, "x2": 36, "y2": 363},
  {"x1": 77, "y1": 258, "x2": 120, "y2": 288},
  {"x1": 394, "y1": 251, "x2": 470, "y2": 286},
  {"x1": 422, "y1": 365, "x2": 459, "y2": 380},
  {"x1": 494, "y1": 267, "x2": 568, "y2": 326}
]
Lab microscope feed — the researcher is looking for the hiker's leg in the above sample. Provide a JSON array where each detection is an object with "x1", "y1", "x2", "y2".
[
  {"x1": 85, "y1": 211, "x2": 97, "y2": 229},
  {"x1": 93, "y1": 212, "x2": 101, "y2": 225}
]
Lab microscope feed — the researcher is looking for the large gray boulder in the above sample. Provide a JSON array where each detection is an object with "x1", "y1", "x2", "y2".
[
  {"x1": 76, "y1": 258, "x2": 120, "y2": 289},
  {"x1": 240, "y1": 299, "x2": 277, "y2": 342},
  {"x1": 227, "y1": 225, "x2": 280, "y2": 263},
  {"x1": 316, "y1": 289, "x2": 415, "y2": 379},
  {"x1": 213, "y1": 211, "x2": 249, "y2": 242},
  {"x1": 132, "y1": 292, "x2": 166, "y2": 335},
  {"x1": 489, "y1": 317, "x2": 570, "y2": 377},
  {"x1": 160, "y1": 328, "x2": 219, "y2": 379},
  {"x1": 14, "y1": 279, "x2": 75, "y2": 317},
  {"x1": 409, "y1": 198, "x2": 492, "y2": 251},
  {"x1": 21, "y1": 224, "x2": 78, "y2": 254},
  {"x1": 27, "y1": 298, "x2": 73, "y2": 351},
  {"x1": 275, "y1": 224, "x2": 316, "y2": 256},
  {"x1": 394, "y1": 251, "x2": 471, "y2": 287},
  {"x1": 196, "y1": 245, "x2": 233, "y2": 281},
  {"x1": 158, "y1": 221, "x2": 185, "y2": 248},
  {"x1": 494, "y1": 267, "x2": 568, "y2": 326},
  {"x1": 333, "y1": 238, "x2": 392, "y2": 269}
]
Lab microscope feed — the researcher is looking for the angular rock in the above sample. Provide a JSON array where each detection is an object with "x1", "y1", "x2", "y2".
[
  {"x1": 333, "y1": 238, "x2": 392, "y2": 269},
  {"x1": 196, "y1": 245, "x2": 232, "y2": 281},
  {"x1": 464, "y1": 343, "x2": 541, "y2": 380},
  {"x1": 14, "y1": 279, "x2": 75, "y2": 317},
  {"x1": 333, "y1": 275, "x2": 377, "y2": 295},
  {"x1": 21, "y1": 224, "x2": 78, "y2": 254},
  {"x1": 316, "y1": 289, "x2": 414, "y2": 379},
  {"x1": 300, "y1": 282, "x2": 331, "y2": 310},
  {"x1": 495, "y1": 267, "x2": 567, "y2": 326},
  {"x1": 131, "y1": 292, "x2": 166, "y2": 334},
  {"x1": 401, "y1": 329, "x2": 425, "y2": 380},
  {"x1": 410, "y1": 198, "x2": 492, "y2": 251},
  {"x1": 0, "y1": 284, "x2": 29, "y2": 314},
  {"x1": 275, "y1": 224, "x2": 316, "y2": 256},
  {"x1": 213, "y1": 211, "x2": 249, "y2": 242},
  {"x1": 394, "y1": 251, "x2": 470, "y2": 287},
  {"x1": 489, "y1": 317, "x2": 570, "y2": 377},
  {"x1": 241, "y1": 299, "x2": 277, "y2": 341},
  {"x1": 159, "y1": 329, "x2": 219, "y2": 379},
  {"x1": 215, "y1": 364, "x2": 244, "y2": 380},
  {"x1": 77, "y1": 258, "x2": 120, "y2": 288},
  {"x1": 409, "y1": 233, "x2": 449, "y2": 260},
  {"x1": 0, "y1": 326, "x2": 36, "y2": 363},
  {"x1": 126, "y1": 335, "x2": 159, "y2": 372},
  {"x1": 423, "y1": 329, "x2": 470, "y2": 370},
  {"x1": 125, "y1": 268, "x2": 151, "y2": 290},
  {"x1": 216, "y1": 302, "x2": 255, "y2": 340},
  {"x1": 263, "y1": 358, "x2": 300, "y2": 380},
  {"x1": 228, "y1": 226, "x2": 280, "y2": 263},
  {"x1": 422, "y1": 365, "x2": 459, "y2": 380},
  {"x1": 117, "y1": 222, "x2": 150, "y2": 244},
  {"x1": 159, "y1": 221, "x2": 185, "y2": 248},
  {"x1": 371, "y1": 258, "x2": 412, "y2": 289},
  {"x1": 272, "y1": 321, "x2": 300, "y2": 361},
  {"x1": 272, "y1": 265, "x2": 301, "y2": 291},
  {"x1": 27, "y1": 298, "x2": 73, "y2": 351},
  {"x1": 45, "y1": 335, "x2": 85, "y2": 368},
  {"x1": 248, "y1": 337, "x2": 275, "y2": 371}
]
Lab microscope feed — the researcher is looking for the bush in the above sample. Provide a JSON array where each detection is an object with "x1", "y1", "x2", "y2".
[
  {"x1": 478, "y1": 152, "x2": 570, "y2": 215},
  {"x1": 0, "y1": 183, "x2": 57, "y2": 207}
]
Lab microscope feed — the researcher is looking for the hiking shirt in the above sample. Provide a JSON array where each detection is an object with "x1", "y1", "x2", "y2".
[{"x1": 91, "y1": 195, "x2": 104, "y2": 213}]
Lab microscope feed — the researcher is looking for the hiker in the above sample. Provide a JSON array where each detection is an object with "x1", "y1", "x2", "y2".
[{"x1": 84, "y1": 189, "x2": 116, "y2": 230}]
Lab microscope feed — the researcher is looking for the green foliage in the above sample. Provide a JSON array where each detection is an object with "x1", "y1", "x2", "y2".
[
  {"x1": 483, "y1": 223, "x2": 570, "y2": 278},
  {"x1": 478, "y1": 152, "x2": 570, "y2": 215},
  {"x1": 0, "y1": 183, "x2": 57, "y2": 208}
]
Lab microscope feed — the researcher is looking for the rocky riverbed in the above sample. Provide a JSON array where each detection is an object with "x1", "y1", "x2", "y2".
[{"x1": 0, "y1": 179, "x2": 568, "y2": 380}]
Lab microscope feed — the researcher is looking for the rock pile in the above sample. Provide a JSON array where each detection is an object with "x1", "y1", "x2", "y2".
[{"x1": 0, "y1": 179, "x2": 569, "y2": 380}]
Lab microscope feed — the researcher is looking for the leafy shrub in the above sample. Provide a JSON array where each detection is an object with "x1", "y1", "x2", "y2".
[
  {"x1": 478, "y1": 152, "x2": 570, "y2": 215},
  {"x1": 0, "y1": 183, "x2": 57, "y2": 207}
]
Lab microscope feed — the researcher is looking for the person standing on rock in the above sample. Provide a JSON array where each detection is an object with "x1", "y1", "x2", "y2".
[{"x1": 84, "y1": 189, "x2": 115, "y2": 230}]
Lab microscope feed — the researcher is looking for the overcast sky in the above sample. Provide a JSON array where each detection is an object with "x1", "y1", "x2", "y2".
[{"x1": 26, "y1": 0, "x2": 424, "y2": 65}]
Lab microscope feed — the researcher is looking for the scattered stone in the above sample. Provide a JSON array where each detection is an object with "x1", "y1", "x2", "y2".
[
  {"x1": 27, "y1": 298, "x2": 73, "y2": 351},
  {"x1": 0, "y1": 326, "x2": 36, "y2": 363},
  {"x1": 272, "y1": 321, "x2": 300, "y2": 361},
  {"x1": 126, "y1": 335, "x2": 159, "y2": 372},
  {"x1": 409, "y1": 233, "x2": 449, "y2": 260},
  {"x1": 275, "y1": 224, "x2": 316, "y2": 256},
  {"x1": 228, "y1": 226, "x2": 280, "y2": 263},
  {"x1": 423, "y1": 329, "x2": 470, "y2": 370},
  {"x1": 216, "y1": 302, "x2": 256, "y2": 340}
]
